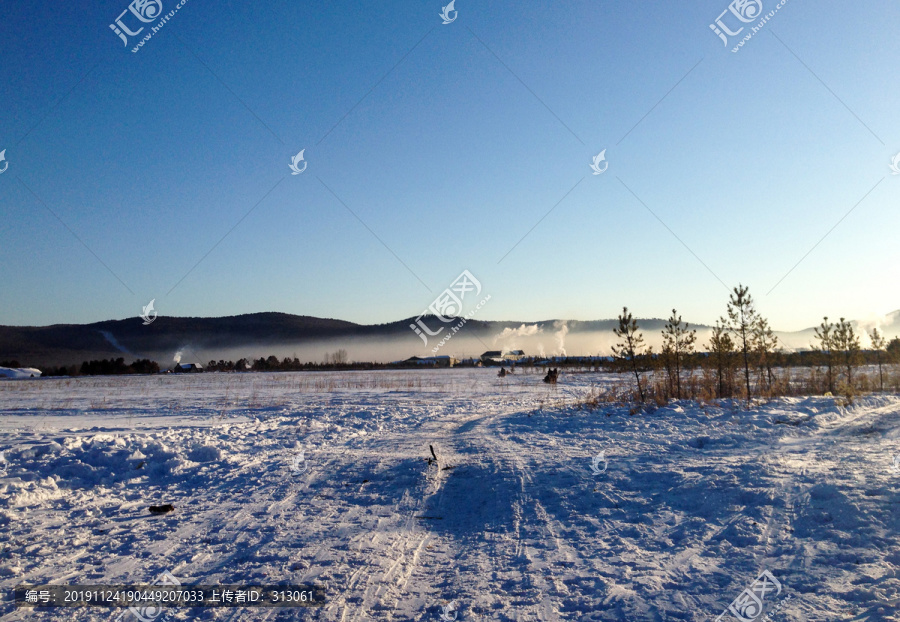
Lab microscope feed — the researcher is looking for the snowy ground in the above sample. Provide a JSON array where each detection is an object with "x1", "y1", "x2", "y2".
[
  {"x1": 0, "y1": 368, "x2": 42, "y2": 380},
  {"x1": 1, "y1": 369, "x2": 899, "y2": 621}
]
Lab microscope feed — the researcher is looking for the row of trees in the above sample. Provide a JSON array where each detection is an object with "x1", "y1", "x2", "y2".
[
  {"x1": 204, "y1": 354, "x2": 372, "y2": 373},
  {"x1": 812, "y1": 318, "x2": 897, "y2": 394},
  {"x1": 613, "y1": 285, "x2": 899, "y2": 404},
  {"x1": 205, "y1": 350, "x2": 350, "y2": 372},
  {"x1": 40, "y1": 358, "x2": 161, "y2": 377},
  {"x1": 34, "y1": 352, "x2": 365, "y2": 377}
]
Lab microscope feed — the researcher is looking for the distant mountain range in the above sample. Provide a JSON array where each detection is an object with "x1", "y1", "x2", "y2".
[
  {"x1": 0, "y1": 310, "x2": 897, "y2": 368},
  {"x1": 0, "y1": 313, "x2": 409, "y2": 367}
]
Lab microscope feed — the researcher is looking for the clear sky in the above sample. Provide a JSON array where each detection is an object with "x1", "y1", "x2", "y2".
[{"x1": 1, "y1": 0, "x2": 898, "y2": 332}]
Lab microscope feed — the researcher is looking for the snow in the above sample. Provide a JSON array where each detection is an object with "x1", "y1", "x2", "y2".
[
  {"x1": 0, "y1": 369, "x2": 899, "y2": 621},
  {"x1": 0, "y1": 367, "x2": 42, "y2": 380}
]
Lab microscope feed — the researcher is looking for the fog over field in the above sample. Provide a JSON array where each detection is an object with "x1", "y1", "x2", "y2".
[{"x1": 146, "y1": 311, "x2": 900, "y2": 367}]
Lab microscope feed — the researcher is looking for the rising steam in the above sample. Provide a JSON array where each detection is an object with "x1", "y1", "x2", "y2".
[
  {"x1": 494, "y1": 324, "x2": 543, "y2": 343},
  {"x1": 554, "y1": 321, "x2": 569, "y2": 356}
]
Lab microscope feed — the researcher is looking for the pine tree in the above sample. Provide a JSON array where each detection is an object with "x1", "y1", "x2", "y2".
[
  {"x1": 708, "y1": 320, "x2": 735, "y2": 399},
  {"x1": 813, "y1": 317, "x2": 836, "y2": 394},
  {"x1": 888, "y1": 337, "x2": 900, "y2": 362},
  {"x1": 833, "y1": 318, "x2": 861, "y2": 391},
  {"x1": 612, "y1": 307, "x2": 646, "y2": 403},
  {"x1": 660, "y1": 341, "x2": 676, "y2": 399},
  {"x1": 725, "y1": 284, "x2": 760, "y2": 404},
  {"x1": 870, "y1": 327, "x2": 887, "y2": 392},
  {"x1": 661, "y1": 309, "x2": 696, "y2": 400},
  {"x1": 752, "y1": 317, "x2": 779, "y2": 395}
]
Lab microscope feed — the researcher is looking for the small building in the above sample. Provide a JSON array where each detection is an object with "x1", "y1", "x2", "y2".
[
  {"x1": 403, "y1": 355, "x2": 457, "y2": 368},
  {"x1": 480, "y1": 350, "x2": 526, "y2": 364},
  {"x1": 430, "y1": 355, "x2": 457, "y2": 367},
  {"x1": 480, "y1": 351, "x2": 503, "y2": 363},
  {"x1": 173, "y1": 362, "x2": 203, "y2": 373}
]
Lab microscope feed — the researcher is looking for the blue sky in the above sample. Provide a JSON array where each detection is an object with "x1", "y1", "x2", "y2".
[{"x1": 1, "y1": 0, "x2": 898, "y2": 331}]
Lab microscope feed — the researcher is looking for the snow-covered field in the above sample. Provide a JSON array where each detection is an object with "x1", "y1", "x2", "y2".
[{"x1": 1, "y1": 369, "x2": 899, "y2": 621}]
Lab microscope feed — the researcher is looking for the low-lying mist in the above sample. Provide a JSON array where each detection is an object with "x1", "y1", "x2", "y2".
[{"x1": 148, "y1": 324, "x2": 884, "y2": 367}]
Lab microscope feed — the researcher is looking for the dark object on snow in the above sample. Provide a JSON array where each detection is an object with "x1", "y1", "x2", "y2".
[
  {"x1": 148, "y1": 504, "x2": 174, "y2": 515},
  {"x1": 498, "y1": 368, "x2": 507, "y2": 378},
  {"x1": 427, "y1": 445, "x2": 440, "y2": 466},
  {"x1": 135, "y1": 460, "x2": 145, "y2": 470},
  {"x1": 543, "y1": 368, "x2": 559, "y2": 384}
]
